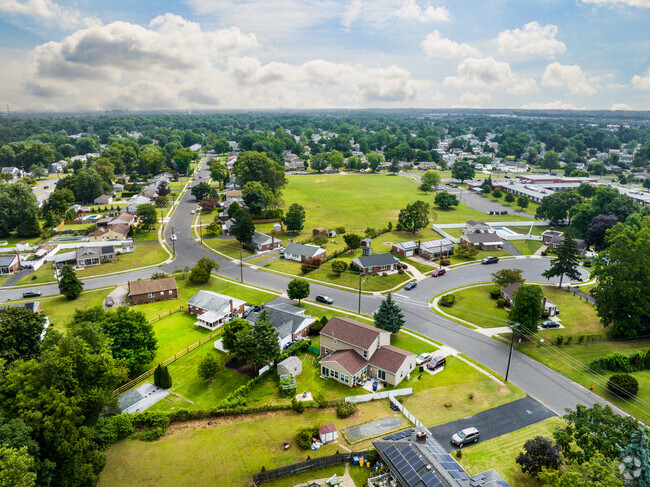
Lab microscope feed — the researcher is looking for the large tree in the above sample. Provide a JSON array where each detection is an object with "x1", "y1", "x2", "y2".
[
  {"x1": 328, "y1": 150, "x2": 345, "y2": 171},
  {"x1": 536, "y1": 191, "x2": 582, "y2": 225},
  {"x1": 510, "y1": 284, "x2": 544, "y2": 334},
  {"x1": 230, "y1": 208, "x2": 255, "y2": 245},
  {"x1": 0, "y1": 445, "x2": 37, "y2": 487},
  {"x1": 618, "y1": 427, "x2": 650, "y2": 486},
  {"x1": 542, "y1": 229, "x2": 582, "y2": 288},
  {"x1": 189, "y1": 257, "x2": 218, "y2": 284},
  {"x1": 197, "y1": 353, "x2": 221, "y2": 383},
  {"x1": 221, "y1": 318, "x2": 252, "y2": 353},
  {"x1": 366, "y1": 152, "x2": 384, "y2": 172},
  {"x1": 537, "y1": 452, "x2": 623, "y2": 487},
  {"x1": 343, "y1": 233, "x2": 362, "y2": 251},
  {"x1": 136, "y1": 203, "x2": 158, "y2": 229},
  {"x1": 398, "y1": 200, "x2": 430, "y2": 233},
  {"x1": 591, "y1": 216, "x2": 650, "y2": 338},
  {"x1": 58, "y1": 265, "x2": 83, "y2": 300},
  {"x1": 74, "y1": 168, "x2": 108, "y2": 203},
  {"x1": 374, "y1": 293, "x2": 405, "y2": 334},
  {"x1": 43, "y1": 188, "x2": 75, "y2": 217},
  {"x1": 451, "y1": 161, "x2": 475, "y2": 183},
  {"x1": 101, "y1": 307, "x2": 158, "y2": 374},
  {"x1": 309, "y1": 153, "x2": 327, "y2": 173},
  {"x1": 419, "y1": 169, "x2": 440, "y2": 193},
  {"x1": 515, "y1": 436, "x2": 562, "y2": 478},
  {"x1": 434, "y1": 191, "x2": 459, "y2": 209},
  {"x1": 242, "y1": 181, "x2": 271, "y2": 215},
  {"x1": 585, "y1": 215, "x2": 619, "y2": 251},
  {"x1": 0, "y1": 183, "x2": 41, "y2": 237},
  {"x1": 283, "y1": 203, "x2": 306, "y2": 234},
  {"x1": 191, "y1": 182, "x2": 211, "y2": 201},
  {"x1": 250, "y1": 312, "x2": 280, "y2": 371},
  {"x1": 0, "y1": 308, "x2": 46, "y2": 363},
  {"x1": 491, "y1": 269, "x2": 524, "y2": 288},
  {"x1": 540, "y1": 151, "x2": 561, "y2": 174},
  {"x1": 287, "y1": 278, "x2": 310, "y2": 304},
  {"x1": 234, "y1": 151, "x2": 286, "y2": 194}
]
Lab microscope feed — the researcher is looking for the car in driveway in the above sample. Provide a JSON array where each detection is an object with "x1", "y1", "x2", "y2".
[
  {"x1": 22, "y1": 291, "x2": 42, "y2": 298},
  {"x1": 431, "y1": 268, "x2": 446, "y2": 277},
  {"x1": 451, "y1": 427, "x2": 480, "y2": 446},
  {"x1": 190, "y1": 210, "x2": 196, "y2": 214},
  {"x1": 315, "y1": 294, "x2": 333, "y2": 305},
  {"x1": 404, "y1": 282, "x2": 417, "y2": 290},
  {"x1": 541, "y1": 320, "x2": 560, "y2": 329},
  {"x1": 426, "y1": 356, "x2": 446, "y2": 370},
  {"x1": 415, "y1": 353, "x2": 432, "y2": 366},
  {"x1": 481, "y1": 256, "x2": 499, "y2": 264}
]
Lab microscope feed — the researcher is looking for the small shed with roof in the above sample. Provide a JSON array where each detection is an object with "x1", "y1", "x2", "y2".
[{"x1": 277, "y1": 356, "x2": 302, "y2": 377}]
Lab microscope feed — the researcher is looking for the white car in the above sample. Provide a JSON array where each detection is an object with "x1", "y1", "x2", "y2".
[
  {"x1": 190, "y1": 210, "x2": 196, "y2": 215},
  {"x1": 415, "y1": 353, "x2": 432, "y2": 366}
]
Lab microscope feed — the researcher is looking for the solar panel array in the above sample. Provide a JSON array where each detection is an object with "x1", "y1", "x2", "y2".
[
  {"x1": 383, "y1": 444, "x2": 443, "y2": 487},
  {"x1": 382, "y1": 429, "x2": 414, "y2": 441},
  {"x1": 424, "y1": 437, "x2": 470, "y2": 486}
]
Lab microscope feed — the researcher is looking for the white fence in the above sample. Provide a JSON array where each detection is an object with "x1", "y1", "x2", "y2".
[
  {"x1": 389, "y1": 395, "x2": 425, "y2": 430},
  {"x1": 345, "y1": 387, "x2": 413, "y2": 404}
]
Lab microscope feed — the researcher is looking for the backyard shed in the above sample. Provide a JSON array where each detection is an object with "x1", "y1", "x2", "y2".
[
  {"x1": 313, "y1": 227, "x2": 327, "y2": 236},
  {"x1": 277, "y1": 356, "x2": 302, "y2": 377},
  {"x1": 319, "y1": 424, "x2": 338, "y2": 444}
]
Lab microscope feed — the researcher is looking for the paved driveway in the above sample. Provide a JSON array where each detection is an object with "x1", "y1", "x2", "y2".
[{"x1": 428, "y1": 395, "x2": 557, "y2": 451}]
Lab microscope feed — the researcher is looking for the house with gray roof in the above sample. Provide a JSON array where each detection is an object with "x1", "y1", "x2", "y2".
[
  {"x1": 120, "y1": 195, "x2": 152, "y2": 215},
  {"x1": 0, "y1": 254, "x2": 20, "y2": 274},
  {"x1": 76, "y1": 246, "x2": 115, "y2": 267},
  {"x1": 283, "y1": 243, "x2": 326, "y2": 262},
  {"x1": 187, "y1": 290, "x2": 246, "y2": 330},
  {"x1": 252, "y1": 231, "x2": 281, "y2": 252},
  {"x1": 245, "y1": 300, "x2": 316, "y2": 348},
  {"x1": 351, "y1": 253, "x2": 398, "y2": 275}
]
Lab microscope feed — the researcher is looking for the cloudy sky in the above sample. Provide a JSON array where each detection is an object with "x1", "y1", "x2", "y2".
[{"x1": 1, "y1": 0, "x2": 649, "y2": 112}]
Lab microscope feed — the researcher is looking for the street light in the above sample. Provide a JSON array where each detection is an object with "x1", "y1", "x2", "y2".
[
  {"x1": 170, "y1": 226, "x2": 177, "y2": 254},
  {"x1": 200, "y1": 218, "x2": 204, "y2": 244}
]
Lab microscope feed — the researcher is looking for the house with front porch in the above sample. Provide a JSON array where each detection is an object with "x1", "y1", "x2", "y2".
[
  {"x1": 187, "y1": 290, "x2": 246, "y2": 330},
  {"x1": 283, "y1": 243, "x2": 326, "y2": 263},
  {"x1": 0, "y1": 254, "x2": 20, "y2": 274},
  {"x1": 252, "y1": 231, "x2": 282, "y2": 252},
  {"x1": 500, "y1": 282, "x2": 558, "y2": 316},
  {"x1": 319, "y1": 317, "x2": 415, "y2": 387}
]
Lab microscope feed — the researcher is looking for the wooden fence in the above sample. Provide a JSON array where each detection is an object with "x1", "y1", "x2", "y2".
[
  {"x1": 148, "y1": 306, "x2": 183, "y2": 324},
  {"x1": 113, "y1": 327, "x2": 223, "y2": 396},
  {"x1": 252, "y1": 451, "x2": 368, "y2": 484}
]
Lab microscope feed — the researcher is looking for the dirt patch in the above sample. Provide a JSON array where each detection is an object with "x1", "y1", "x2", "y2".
[
  {"x1": 225, "y1": 358, "x2": 257, "y2": 378},
  {"x1": 166, "y1": 410, "x2": 288, "y2": 436},
  {"x1": 383, "y1": 241, "x2": 394, "y2": 246},
  {"x1": 313, "y1": 179, "x2": 327, "y2": 183}
]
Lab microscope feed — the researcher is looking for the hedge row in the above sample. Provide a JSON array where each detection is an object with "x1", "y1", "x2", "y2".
[{"x1": 586, "y1": 351, "x2": 648, "y2": 373}]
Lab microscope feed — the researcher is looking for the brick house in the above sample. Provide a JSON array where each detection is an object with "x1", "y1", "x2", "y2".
[
  {"x1": 0, "y1": 254, "x2": 20, "y2": 274},
  {"x1": 187, "y1": 290, "x2": 246, "y2": 330},
  {"x1": 500, "y1": 282, "x2": 558, "y2": 316},
  {"x1": 252, "y1": 231, "x2": 282, "y2": 252},
  {"x1": 319, "y1": 317, "x2": 415, "y2": 387},
  {"x1": 129, "y1": 277, "x2": 178, "y2": 305}
]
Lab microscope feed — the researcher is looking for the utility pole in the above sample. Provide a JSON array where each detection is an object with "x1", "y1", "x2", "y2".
[
  {"x1": 357, "y1": 275, "x2": 363, "y2": 314},
  {"x1": 439, "y1": 240, "x2": 443, "y2": 269},
  {"x1": 505, "y1": 323, "x2": 519, "y2": 382},
  {"x1": 171, "y1": 226, "x2": 175, "y2": 254},
  {"x1": 240, "y1": 247, "x2": 243, "y2": 283}
]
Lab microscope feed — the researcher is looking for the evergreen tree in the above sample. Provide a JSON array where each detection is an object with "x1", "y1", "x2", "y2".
[
  {"x1": 58, "y1": 265, "x2": 83, "y2": 300},
  {"x1": 153, "y1": 364, "x2": 163, "y2": 387},
  {"x1": 373, "y1": 293, "x2": 405, "y2": 333},
  {"x1": 160, "y1": 366, "x2": 172, "y2": 389},
  {"x1": 251, "y1": 312, "x2": 280, "y2": 371},
  {"x1": 542, "y1": 229, "x2": 582, "y2": 288},
  {"x1": 618, "y1": 427, "x2": 650, "y2": 486}
]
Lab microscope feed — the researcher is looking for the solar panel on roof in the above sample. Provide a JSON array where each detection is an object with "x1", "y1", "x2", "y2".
[
  {"x1": 422, "y1": 472, "x2": 442, "y2": 487},
  {"x1": 449, "y1": 470, "x2": 463, "y2": 479},
  {"x1": 497, "y1": 482, "x2": 510, "y2": 486}
]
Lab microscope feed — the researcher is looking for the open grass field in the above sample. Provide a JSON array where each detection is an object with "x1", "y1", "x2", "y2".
[
  {"x1": 458, "y1": 417, "x2": 563, "y2": 487},
  {"x1": 39, "y1": 287, "x2": 113, "y2": 332},
  {"x1": 282, "y1": 174, "x2": 532, "y2": 237},
  {"x1": 509, "y1": 240, "x2": 543, "y2": 255},
  {"x1": 399, "y1": 356, "x2": 524, "y2": 427},
  {"x1": 520, "y1": 338, "x2": 650, "y2": 424},
  {"x1": 99, "y1": 401, "x2": 391, "y2": 487}
]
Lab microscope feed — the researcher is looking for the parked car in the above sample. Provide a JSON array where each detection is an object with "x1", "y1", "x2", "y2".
[
  {"x1": 451, "y1": 427, "x2": 480, "y2": 446},
  {"x1": 541, "y1": 320, "x2": 560, "y2": 329},
  {"x1": 43, "y1": 185, "x2": 49, "y2": 189},
  {"x1": 431, "y1": 268, "x2": 446, "y2": 277},
  {"x1": 315, "y1": 294, "x2": 333, "y2": 305},
  {"x1": 190, "y1": 210, "x2": 196, "y2": 214},
  {"x1": 104, "y1": 297, "x2": 114, "y2": 308},
  {"x1": 242, "y1": 306, "x2": 261, "y2": 319},
  {"x1": 404, "y1": 282, "x2": 417, "y2": 290},
  {"x1": 22, "y1": 291, "x2": 42, "y2": 298},
  {"x1": 415, "y1": 353, "x2": 432, "y2": 366},
  {"x1": 426, "y1": 356, "x2": 446, "y2": 370},
  {"x1": 390, "y1": 401, "x2": 400, "y2": 412},
  {"x1": 482, "y1": 256, "x2": 499, "y2": 264}
]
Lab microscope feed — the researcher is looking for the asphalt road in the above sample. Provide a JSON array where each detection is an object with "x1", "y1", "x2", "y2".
[
  {"x1": 0, "y1": 158, "x2": 623, "y2": 419},
  {"x1": 429, "y1": 395, "x2": 557, "y2": 452}
]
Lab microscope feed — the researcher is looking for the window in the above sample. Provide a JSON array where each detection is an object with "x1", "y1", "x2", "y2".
[
  {"x1": 332, "y1": 370, "x2": 339, "y2": 379},
  {"x1": 380, "y1": 265, "x2": 389, "y2": 270},
  {"x1": 377, "y1": 370, "x2": 386, "y2": 380},
  {"x1": 168, "y1": 290, "x2": 173, "y2": 295},
  {"x1": 321, "y1": 366, "x2": 329, "y2": 377},
  {"x1": 333, "y1": 338, "x2": 337, "y2": 344},
  {"x1": 400, "y1": 371, "x2": 404, "y2": 377},
  {"x1": 147, "y1": 292, "x2": 155, "y2": 298},
  {"x1": 410, "y1": 363, "x2": 413, "y2": 369},
  {"x1": 363, "y1": 350, "x2": 368, "y2": 358},
  {"x1": 160, "y1": 291, "x2": 164, "y2": 296}
]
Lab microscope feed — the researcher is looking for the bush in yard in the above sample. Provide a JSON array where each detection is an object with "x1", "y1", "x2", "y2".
[
  {"x1": 439, "y1": 294, "x2": 455, "y2": 307},
  {"x1": 607, "y1": 373, "x2": 639, "y2": 398},
  {"x1": 95, "y1": 414, "x2": 136, "y2": 448},
  {"x1": 492, "y1": 189, "x2": 503, "y2": 198},
  {"x1": 291, "y1": 396, "x2": 305, "y2": 413},
  {"x1": 490, "y1": 288, "x2": 501, "y2": 299},
  {"x1": 336, "y1": 401, "x2": 357, "y2": 418},
  {"x1": 645, "y1": 350, "x2": 650, "y2": 370},
  {"x1": 297, "y1": 425, "x2": 320, "y2": 450},
  {"x1": 555, "y1": 335, "x2": 564, "y2": 346},
  {"x1": 335, "y1": 226, "x2": 346, "y2": 235},
  {"x1": 197, "y1": 354, "x2": 221, "y2": 382},
  {"x1": 541, "y1": 251, "x2": 548, "y2": 256},
  {"x1": 583, "y1": 259, "x2": 592, "y2": 267},
  {"x1": 440, "y1": 259, "x2": 450, "y2": 266},
  {"x1": 309, "y1": 317, "x2": 326, "y2": 336},
  {"x1": 331, "y1": 260, "x2": 348, "y2": 275},
  {"x1": 505, "y1": 193, "x2": 515, "y2": 203},
  {"x1": 312, "y1": 235, "x2": 328, "y2": 246},
  {"x1": 313, "y1": 390, "x2": 326, "y2": 407},
  {"x1": 496, "y1": 298, "x2": 506, "y2": 308},
  {"x1": 515, "y1": 436, "x2": 562, "y2": 478}
]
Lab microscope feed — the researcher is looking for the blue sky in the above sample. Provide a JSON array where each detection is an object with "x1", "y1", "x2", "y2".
[{"x1": 0, "y1": 0, "x2": 648, "y2": 111}]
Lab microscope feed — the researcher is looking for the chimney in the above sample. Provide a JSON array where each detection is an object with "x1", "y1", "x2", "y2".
[
  {"x1": 416, "y1": 431, "x2": 427, "y2": 442},
  {"x1": 229, "y1": 299, "x2": 234, "y2": 316}
]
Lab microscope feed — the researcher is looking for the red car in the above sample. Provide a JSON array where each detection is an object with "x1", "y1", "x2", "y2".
[{"x1": 432, "y1": 268, "x2": 446, "y2": 277}]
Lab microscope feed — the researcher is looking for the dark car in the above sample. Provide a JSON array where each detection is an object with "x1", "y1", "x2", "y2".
[
  {"x1": 390, "y1": 401, "x2": 400, "y2": 412},
  {"x1": 404, "y1": 282, "x2": 417, "y2": 290},
  {"x1": 431, "y1": 268, "x2": 446, "y2": 277},
  {"x1": 22, "y1": 291, "x2": 42, "y2": 298},
  {"x1": 451, "y1": 427, "x2": 480, "y2": 446},
  {"x1": 426, "y1": 356, "x2": 446, "y2": 371},
  {"x1": 541, "y1": 320, "x2": 560, "y2": 329},
  {"x1": 242, "y1": 306, "x2": 260, "y2": 319},
  {"x1": 315, "y1": 294, "x2": 333, "y2": 305},
  {"x1": 481, "y1": 256, "x2": 499, "y2": 264}
]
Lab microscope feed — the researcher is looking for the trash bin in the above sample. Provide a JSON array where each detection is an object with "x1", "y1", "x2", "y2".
[
  {"x1": 419, "y1": 365, "x2": 424, "y2": 372},
  {"x1": 502, "y1": 210, "x2": 508, "y2": 215},
  {"x1": 353, "y1": 456, "x2": 359, "y2": 466},
  {"x1": 372, "y1": 381, "x2": 379, "y2": 392},
  {"x1": 488, "y1": 210, "x2": 494, "y2": 215}
]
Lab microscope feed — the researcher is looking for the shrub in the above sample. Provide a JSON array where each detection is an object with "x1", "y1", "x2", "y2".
[
  {"x1": 313, "y1": 390, "x2": 326, "y2": 407},
  {"x1": 577, "y1": 335, "x2": 585, "y2": 344},
  {"x1": 312, "y1": 235, "x2": 328, "y2": 246},
  {"x1": 95, "y1": 414, "x2": 136, "y2": 448},
  {"x1": 31, "y1": 275, "x2": 37, "y2": 280},
  {"x1": 541, "y1": 251, "x2": 548, "y2": 256},
  {"x1": 336, "y1": 401, "x2": 357, "y2": 418},
  {"x1": 297, "y1": 425, "x2": 319, "y2": 450},
  {"x1": 490, "y1": 288, "x2": 501, "y2": 300},
  {"x1": 607, "y1": 373, "x2": 639, "y2": 398},
  {"x1": 443, "y1": 401, "x2": 452, "y2": 408},
  {"x1": 310, "y1": 317, "x2": 326, "y2": 336},
  {"x1": 496, "y1": 298, "x2": 506, "y2": 308},
  {"x1": 439, "y1": 294, "x2": 455, "y2": 307},
  {"x1": 492, "y1": 189, "x2": 503, "y2": 198},
  {"x1": 587, "y1": 352, "x2": 644, "y2": 373},
  {"x1": 440, "y1": 259, "x2": 450, "y2": 266},
  {"x1": 646, "y1": 351, "x2": 650, "y2": 370},
  {"x1": 131, "y1": 411, "x2": 170, "y2": 441},
  {"x1": 398, "y1": 269, "x2": 405, "y2": 274},
  {"x1": 291, "y1": 396, "x2": 305, "y2": 413},
  {"x1": 468, "y1": 393, "x2": 474, "y2": 400},
  {"x1": 455, "y1": 449, "x2": 462, "y2": 458},
  {"x1": 335, "y1": 227, "x2": 346, "y2": 235},
  {"x1": 582, "y1": 259, "x2": 592, "y2": 267},
  {"x1": 555, "y1": 335, "x2": 564, "y2": 346}
]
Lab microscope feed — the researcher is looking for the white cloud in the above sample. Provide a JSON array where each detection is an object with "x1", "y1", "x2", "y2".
[
  {"x1": 392, "y1": 0, "x2": 450, "y2": 22},
  {"x1": 541, "y1": 62, "x2": 598, "y2": 95},
  {"x1": 0, "y1": 0, "x2": 97, "y2": 28},
  {"x1": 631, "y1": 69, "x2": 650, "y2": 90},
  {"x1": 496, "y1": 22, "x2": 566, "y2": 58},
  {"x1": 420, "y1": 30, "x2": 480, "y2": 59},
  {"x1": 459, "y1": 92, "x2": 490, "y2": 105},
  {"x1": 443, "y1": 56, "x2": 537, "y2": 94},
  {"x1": 341, "y1": 0, "x2": 363, "y2": 29},
  {"x1": 611, "y1": 103, "x2": 633, "y2": 110},
  {"x1": 521, "y1": 101, "x2": 585, "y2": 110},
  {"x1": 581, "y1": 0, "x2": 650, "y2": 7}
]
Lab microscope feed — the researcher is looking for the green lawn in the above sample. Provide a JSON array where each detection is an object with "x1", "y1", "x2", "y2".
[
  {"x1": 261, "y1": 465, "x2": 347, "y2": 487},
  {"x1": 147, "y1": 312, "x2": 214, "y2": 368},
  {"x1": 39, "y1": 288, "x2": 113, "y2": 332},
  {"x1": 509, "y1": 240, "x2": 543, "y2": 255},
  {"x1": 281, "y1": 174, "x2": 532, "y2": 236},
  {"x1": 59, "y1": 223, "x2": 94, "y2": 232},
  {"x1": 133, "y1": 227, "x2": 160, "y2": 242},
  {"x1": 458, "y1": 417, "x2": 563, "y2": 487},
  {"x1": 204, "y1": 236, "x2": 255, "y2": 259},
  {"x1": 398, "y1": 356, "x2": 524, "y2": 427},
  {"x1": 99, "y1": 401, "x2": 390, "y2": 487},
  {"x1": 19, "y1": 264, "x2": 56, "y2": 284},
  {"x1": 511, "y1": 225, "x2": 552, "y2": 236}
]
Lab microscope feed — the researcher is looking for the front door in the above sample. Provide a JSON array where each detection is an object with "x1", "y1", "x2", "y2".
[{"x1": 377, "y1": 369, "x2": 386, "y2": 381}]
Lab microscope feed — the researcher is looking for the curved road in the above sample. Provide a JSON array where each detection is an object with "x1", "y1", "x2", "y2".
[{"x1": 0, "y1": 159, "x2": 618, "y2": 417}]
